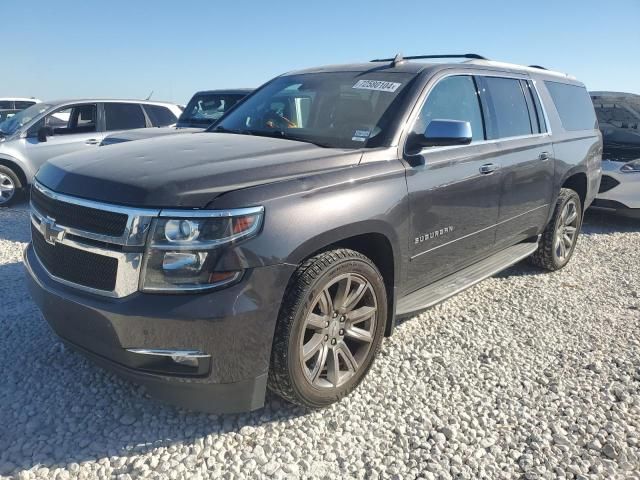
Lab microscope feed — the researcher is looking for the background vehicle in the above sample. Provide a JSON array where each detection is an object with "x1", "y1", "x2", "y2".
[
  {"x1": 0, "y1": 99, "x2": 182, "y2": 206},
  {"x1": 25, "y1": 55, "x2": 601, "y2": 413},
  {"x1": 101, "y1": 89, "x2": 252, "y2": 146},
  {"x1": 0, "y1": 97, "x2": 41, "y2": 111},
  {"x1": 0, "y1": 98, "x2": 41, "y2": 125},
  {"x1": 590, "y1": 91, "x2": 640, "y2": 218}
]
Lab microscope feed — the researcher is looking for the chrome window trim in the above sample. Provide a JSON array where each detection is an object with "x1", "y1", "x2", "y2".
[
  {"x1": 32, "y1": 181, "x2": 160, "y2": 246},
  {"x1": 30, "y1": 212, "x2": 143, "y2": 298},
  {"x1": 401, "y1": 71, "x2": 554, "y2": 158}
]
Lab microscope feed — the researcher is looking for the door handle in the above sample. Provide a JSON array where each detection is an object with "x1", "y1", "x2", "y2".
[
  {"x1": 85, "y1": 139, "x2": 100, "y2": 145},
  {"x1": 479, "y1": 163, "x2": 499, "y2": 175},
  {"x1": 539, "y1": 151, "x2": 550, "y2": 161}
]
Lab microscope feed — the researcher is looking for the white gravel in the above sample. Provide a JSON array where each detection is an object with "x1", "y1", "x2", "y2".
[{"x1": 1, "y1": 201, "x2": 639, "y2": 480}]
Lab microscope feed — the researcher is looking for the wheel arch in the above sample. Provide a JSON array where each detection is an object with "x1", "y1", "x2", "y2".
[
  {"x1": 561, "y1": 170, "x2": 588, "y2": 211},
  {"x1": 0, "y1": 155, "x2": 29, "y2": 189},
  {"x1": 287, "y1": 222, "x2": 401, "y2": 337}
]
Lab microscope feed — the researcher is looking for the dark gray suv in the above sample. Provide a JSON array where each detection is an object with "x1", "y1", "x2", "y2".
[{"x1": 24, "y1": 54, "x2": 602, "y2": 413}]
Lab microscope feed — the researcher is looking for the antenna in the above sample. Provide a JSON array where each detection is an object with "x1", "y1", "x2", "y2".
[{"x1": 145, "y1": 90, "x2": 154, "y2": 100}]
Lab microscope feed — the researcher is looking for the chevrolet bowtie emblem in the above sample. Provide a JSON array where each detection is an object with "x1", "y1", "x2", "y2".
[{"x1": 41, "y1": 216, "x2": 65, "y2": 245}]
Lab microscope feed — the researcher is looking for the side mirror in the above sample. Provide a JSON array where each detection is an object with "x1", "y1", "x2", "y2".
[
  {"x1": 37, "y1": 126, "x2": 53, "y2": 142},
  {"x1": 408, "y1": 119, "x2": 473, "y2": 152}
]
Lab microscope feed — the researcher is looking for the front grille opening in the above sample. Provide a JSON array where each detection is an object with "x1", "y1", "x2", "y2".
[
  {"x1": 31, "y1": 186, "x2": 128, "y2": 237},
  {"x1": 31, "y1": 223, "x2": 118, "y2": 292}
]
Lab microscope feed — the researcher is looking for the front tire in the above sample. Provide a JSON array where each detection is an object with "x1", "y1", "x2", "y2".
[
  {"x1": 0, "y1": 166, "x2": 22, "y2": 207},
  {"x1": 529, "y1": 188, "x2": 582, "y2": 271},
  {"x1": 268, "y1": 249, "x2": 387, "y2": 409}
]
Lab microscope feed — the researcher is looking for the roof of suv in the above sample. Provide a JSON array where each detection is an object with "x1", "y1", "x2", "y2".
[{"x1": 288, "y1": 55, "x2": 577, "y2": 82}]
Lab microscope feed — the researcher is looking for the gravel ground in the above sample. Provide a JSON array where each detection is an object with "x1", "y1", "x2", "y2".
[{"x1": 1, "y1": 200, "x2": 639, "y2": 480}]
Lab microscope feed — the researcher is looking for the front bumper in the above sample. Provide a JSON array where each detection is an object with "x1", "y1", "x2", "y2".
[{"x1": 24, "y1": 243, "x2": 295, "y2": 413}]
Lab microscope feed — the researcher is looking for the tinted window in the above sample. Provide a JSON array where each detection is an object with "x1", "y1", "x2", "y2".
[
  {"x1": 528, "y1": 81, "x2": 547, "y2": 133},
  {"x1": 479, "y1": 77, "x2": 533, "y2": 139},
  {"x1": 216, "y1": 72, "x2": 415, "y2": 149},
  {"x1": 0, "y1": 101, "x2": 12, "y2": 109},
  {"x1": 104, "y1": 103, "x2": 146, "y2": 131},
  {"x1": 545, "y1": 82, "x2": 597, "y2": 131},
  {"x1": 15, "y1": 101, "x2": 35, "y2": 110},
  {"x1": 144, "y1": 105, "x2": 178, "y2": 127},
  {"x1": 179, "y1": 93, "x2": 246, "y2": 127},
  {"x1": 412, "y1": 75, "x2": 484, "y2": 142}
]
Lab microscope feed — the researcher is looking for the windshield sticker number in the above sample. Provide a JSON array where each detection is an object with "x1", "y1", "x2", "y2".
[
  {"x1": 352, "y1": 80, "x2": 401, "y2": 92},
  {"x1": 352, "y1": 129, "x2": 371, "y2": 142}
]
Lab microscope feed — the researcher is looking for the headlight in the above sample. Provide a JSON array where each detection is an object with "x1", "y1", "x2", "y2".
[
  {"x1": 621, "y1": 159, "x2": 640, "y2": 173},
  {"x1": 141, "y1": 206, "x2": 264, "y2": 292}
]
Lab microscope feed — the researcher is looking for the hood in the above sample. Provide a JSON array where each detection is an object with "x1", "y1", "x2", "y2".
[
  {"x1": 101, "y1": 127, "x2": 202, "y2": 145},
  {"x1": 36, "y1": 132, "x2": 361, "y2": 208}
]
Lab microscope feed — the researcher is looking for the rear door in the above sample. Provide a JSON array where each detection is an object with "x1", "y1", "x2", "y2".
[
  {"x1": 22, "y1": 103, "x2": 103, "y2": 171},
  {"x1": 476, "y1": 76, "x2": 554, "y2": 246},
  {"x1": 404, "y1": 74, "x2": 502, "y2": 293}
]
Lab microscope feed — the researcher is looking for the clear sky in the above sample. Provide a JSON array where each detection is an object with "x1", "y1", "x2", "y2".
[{"x1": 3, "y1": 0, "x2": 639, "y2": 104}]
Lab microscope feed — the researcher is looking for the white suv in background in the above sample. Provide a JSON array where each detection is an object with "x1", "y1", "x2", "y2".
[
  {"x1": 0, "y1": 97, "x2": 41, "y2": 123},
  {"x1": 0, "y1": 99, "x2": 182, "y2": 206},
  {"x1": 590, "y1": 91, "x2": 640, "y2": 218}
]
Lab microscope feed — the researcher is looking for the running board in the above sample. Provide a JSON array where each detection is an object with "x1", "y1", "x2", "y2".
[{"x1": 396, "y1": 241, "x2": 539, "y2": 317}]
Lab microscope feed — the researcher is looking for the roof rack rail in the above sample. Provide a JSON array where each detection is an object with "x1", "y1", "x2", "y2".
[
  {"x1": 528, "y1": 65, "x2": 547, "y2": 70},
  {"x1": 370, "y1": 53, "x2": 488, "y2": 63}
]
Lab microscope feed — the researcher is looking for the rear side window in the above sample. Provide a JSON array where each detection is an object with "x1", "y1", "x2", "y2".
[
  {"x1": 144, "y1": 105, "x2": 178, "y2": 127},
  {"x1": 0, "y1": 101, "x2": 12, "y2": 109},
  {"x1": 478, "y1": 77, "x2": 533, "y2": 139},
  {"x1": 545, "y1": 81, "x2": 597, "y2": 131},
  {"x1": 104, "y1": 103, "x2": 147, "y2": 131},
  {"x1": 412, "y1": 75, "x2": 485, "y2": 142}
]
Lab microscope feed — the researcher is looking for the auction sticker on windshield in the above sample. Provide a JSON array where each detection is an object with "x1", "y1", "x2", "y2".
[{"x1": 352, "y1": 80, "x2": 402, "y2": 92}]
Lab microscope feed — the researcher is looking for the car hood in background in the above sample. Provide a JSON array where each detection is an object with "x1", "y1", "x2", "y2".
[
  {"x1": 37, "y1": 132, "x2": 362, "y2": 208},
  {"x1": 100, "y1": 126, "x2": 203, "y2": 145}
]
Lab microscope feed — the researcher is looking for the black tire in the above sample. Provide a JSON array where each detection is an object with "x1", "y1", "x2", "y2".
[
  {"x1": 529, "y1": 188, "x2": 583, "y2": 271},
  {"x1": 0, "y1": 165, "x2": 22, "y2": 207},
  {"x1": 268, "y1": 249, "x2": 387, "y2": 409}
]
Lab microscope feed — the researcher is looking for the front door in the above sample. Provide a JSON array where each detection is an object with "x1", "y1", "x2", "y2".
[
  {"x1": 404, "y1": 75, "x2": 502, "y2": 294},
  {"x1": 22, "y1": 103, "x2": 102, "y2": 172}
]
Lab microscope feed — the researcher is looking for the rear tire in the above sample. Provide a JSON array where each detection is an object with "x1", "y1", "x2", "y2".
[
  {"x1": 529, "y1": 188, "x2": 582, "y2": 271},
  {"x1": 268, "y1": 249, "x2": 387, "y2": 409},
  {"x1": 0, "y1": 165, "x2": 22, "y2": 207}
]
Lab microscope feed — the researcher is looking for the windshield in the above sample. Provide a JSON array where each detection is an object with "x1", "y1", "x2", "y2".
[
  {"x1": 212, "y1": 72, "x2": 415, "y2": 148},
  {"x1": 0, "y1": 103, "x2": 51, "y2": 136},
  {"x1": 177, "y1": 93, "x2": 246, "y2": 128}
]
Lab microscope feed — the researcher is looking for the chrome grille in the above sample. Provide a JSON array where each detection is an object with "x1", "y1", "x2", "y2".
[{"x1": 29, "y1": 182, "x2": 160, "y2": 298}]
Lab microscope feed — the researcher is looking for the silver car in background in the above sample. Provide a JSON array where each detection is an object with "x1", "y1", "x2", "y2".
[
  {"x1": 590, "y1": 91, "x2": 640, "y2": 218},
  {"x1": 0, "y1": 99, "x2": 182, "y2": 206},
  {"x1": 100, "y1": 89, "x2": 252, "y2": 146}
]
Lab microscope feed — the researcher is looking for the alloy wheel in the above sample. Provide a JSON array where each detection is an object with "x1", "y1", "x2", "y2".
[
  {"x1": 299, "y1": 273, "x2": 378, "y2": 389},
  {"x1": 554, "y1": 199, "x2": 579, "y2": 262},
  {"x1": 0, "y1": 173, "x2": 16, "y2": 205}
]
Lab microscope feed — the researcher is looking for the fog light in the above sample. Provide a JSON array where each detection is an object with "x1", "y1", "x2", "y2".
[{"x1": 170, "y1": 354, "x2": 199, "y2": 368}]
